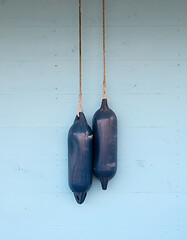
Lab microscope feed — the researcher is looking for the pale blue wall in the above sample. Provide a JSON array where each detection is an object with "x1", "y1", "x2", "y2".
[{"x1": 0, "y1": 0, "x2": 187, "y2": 239}]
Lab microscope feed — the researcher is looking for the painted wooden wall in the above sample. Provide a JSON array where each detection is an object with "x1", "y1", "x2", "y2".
[{"x1": 0, "y1": 0, "x2": 187, "y2": 239}]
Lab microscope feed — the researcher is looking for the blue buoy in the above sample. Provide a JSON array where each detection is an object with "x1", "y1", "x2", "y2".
[
  {"x1": 93, "y1": 99, "x2": 117, "y2": 190},
  {"x1": 68, "y1": 112, "x2": 93, "y2": 204}
]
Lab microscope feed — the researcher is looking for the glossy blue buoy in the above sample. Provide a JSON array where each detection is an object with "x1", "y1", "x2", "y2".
[
  {"x1": 68, "y1": 112, "x2": 93, "y2": 204},
  {"x1": 93, "y1": 99, "x2": 117, "y2": 190}
]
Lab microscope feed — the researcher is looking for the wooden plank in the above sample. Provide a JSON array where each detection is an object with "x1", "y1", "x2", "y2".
[
  {"x1": 0, "y1": 192, "x2": 185, "y2": 228},
  {"x1": 0, "y1": 158, "x2": 183, "y2": 194},
  {"x1": 0, "y1": 26, "x2": 187, "y2": 61},
  {"x1": 0, "y1": 0, "x2": 187, "y2": 27},
  {"x1": 0, "y1": 61, "x2": 187, "y2": 94},
  {"x1": 0, "y1": 225, "x2": 186, "y2": 240},
  {"x1": 0, "y1": 93, "x2": 186, "y2": 127}
]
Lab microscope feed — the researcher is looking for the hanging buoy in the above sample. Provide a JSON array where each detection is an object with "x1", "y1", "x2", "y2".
[
  {"x1": 93, "y1": 99, "x2": 117, "y2": 190},
  {"x1": 68, "y1": 0, "x2": 92, "y2": 204},
  {"x1": 92, "y1": 0, "x2": 117, "y2": 190},
  {"x1": 68, "y1": 113, "x2": 93, "y2": 204}
]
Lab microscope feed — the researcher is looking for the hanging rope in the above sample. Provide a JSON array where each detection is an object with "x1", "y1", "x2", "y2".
[
  {"x1": 77, "y1": 0, "x2": 83, "y2": 117},
  {"x1": 101, "y1": 0, "x2": 108, "y2": 102}
]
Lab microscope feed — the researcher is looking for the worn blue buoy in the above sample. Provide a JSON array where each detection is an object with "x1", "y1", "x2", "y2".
[
  {"x1": 93, "y1": 99, "x2": 117, "y2": 190},
  {"x1": 68, "y1": 112, "x2": 93, "y2": 204}
]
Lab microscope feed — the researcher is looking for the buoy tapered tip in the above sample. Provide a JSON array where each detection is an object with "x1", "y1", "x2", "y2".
[
  {"x1": 74, "y1": 192, "x2": 87, "y2": 204},
  {"x1": 100, "y1": 178, "x2": 109, "y2": 190}
]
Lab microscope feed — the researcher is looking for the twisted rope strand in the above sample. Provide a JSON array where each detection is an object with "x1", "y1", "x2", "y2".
[
  {"x1": 77, "y1": 0, "x2": 83, "y2": 117},
  {"x1": 101, "y1": 0, "x2": 108, "y2": 102}
]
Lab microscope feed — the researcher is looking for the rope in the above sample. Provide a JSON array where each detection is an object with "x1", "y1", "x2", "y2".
[
  {"x1": 101, "y1": 0, "x2": 108, "y2": 102},
  {"x1": 77, "y1": 0, "x2": 83, "y2": 117}
]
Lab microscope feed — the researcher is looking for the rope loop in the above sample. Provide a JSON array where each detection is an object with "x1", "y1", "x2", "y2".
[{"x1": 101, "y1": 90, "x2": 108, "y2": 102}]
